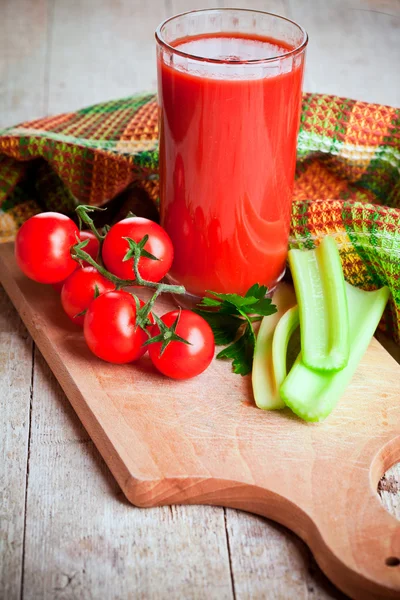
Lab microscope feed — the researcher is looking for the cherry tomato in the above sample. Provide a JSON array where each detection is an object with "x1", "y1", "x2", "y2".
[
  {"x1": 102, "y1": 217, "x2": 174, "y2": 282},
  {"x1": 51, "y1": 230, "x2": 100, "y2": 293},
  {"x1": 61, "y1": 266, "x2": 115, "y2": 326},
  {"x1": 84, "y1": 291, "x2": 148, "y2": 363},
  {"x1": 148, "y1": 310, "x2": 215, "y2": 379},
  {"x1": 15, "y1": 212, "x2": 79, "y2": 284},
  {"x1": 79, "y1": 230, "x2": 100, "y2": 263}
]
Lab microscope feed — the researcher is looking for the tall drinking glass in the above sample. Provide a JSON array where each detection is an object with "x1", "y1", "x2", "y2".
[{"x1": 156, "y1": 9, "x2": 307, "y2": 298}]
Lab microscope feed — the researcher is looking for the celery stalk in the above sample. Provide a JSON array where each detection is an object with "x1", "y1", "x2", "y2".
[
  {"x1": 272, "y1": 306, "x2": 300, "y2": 393},
  {"x1": 280, "y1": 283, "x2": 390, "y2": 422},
  {"x1": 252, "y1": 284, "x2": 296, "y2": 410},
  {"x1": 288, "y1": 236, "x2": 350, "y2": 372}
]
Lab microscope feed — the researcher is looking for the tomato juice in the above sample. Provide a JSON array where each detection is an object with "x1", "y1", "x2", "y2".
[{"x1": 157, "y1": 12, "x2": 307, "y2": 297}]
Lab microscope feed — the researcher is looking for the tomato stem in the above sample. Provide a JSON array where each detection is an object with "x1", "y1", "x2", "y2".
[
  {"x1": 71, "y1": 242, "x2": 186, "y2": 295},
  {"x1": 75, "y1": 205, "x2": 106, "y2": 244}
]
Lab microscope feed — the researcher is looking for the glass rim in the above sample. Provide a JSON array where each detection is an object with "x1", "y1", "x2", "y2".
[{"x1": 155, "y1": 8, "x2": 308, "y2": 65}]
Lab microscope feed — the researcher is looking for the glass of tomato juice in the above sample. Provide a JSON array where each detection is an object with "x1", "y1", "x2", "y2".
[{"x1": 156, "y1": 9, "x2": 308, "y2": 298}]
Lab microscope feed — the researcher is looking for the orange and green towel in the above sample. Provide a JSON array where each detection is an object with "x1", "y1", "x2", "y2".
[{"x1": 0, "y1": 93, "x2": 399, "y2": 342}]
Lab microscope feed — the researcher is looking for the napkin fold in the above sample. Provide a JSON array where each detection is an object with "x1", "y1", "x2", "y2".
[{"x1": 0, "y1": 93, "x2": 399, "y2": 342}]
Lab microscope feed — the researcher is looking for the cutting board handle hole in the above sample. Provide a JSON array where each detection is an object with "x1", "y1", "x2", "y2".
[
  {"x1": 385, "y1": 556, "x2": 400, "y2": 567},
  {"x1": 370, "y1": 436, "x2": 400, "y2": 492}
]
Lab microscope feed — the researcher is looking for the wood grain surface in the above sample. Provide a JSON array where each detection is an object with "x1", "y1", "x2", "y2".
[
  {"x1": 0, "y1": 243, "x2": 399, "y2": 600},
  {"x1": 1, "y1": 1, "x2": 399, "y2": 599}
]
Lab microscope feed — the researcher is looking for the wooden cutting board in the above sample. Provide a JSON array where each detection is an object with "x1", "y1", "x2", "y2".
[{"x1": 1, "y1": 242, "x2": 399, "y2": 599}]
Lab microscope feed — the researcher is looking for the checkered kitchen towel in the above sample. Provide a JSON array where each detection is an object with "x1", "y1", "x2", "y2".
[{"x1": 0, "y1": 93, "x2": 399, "y2": 341}]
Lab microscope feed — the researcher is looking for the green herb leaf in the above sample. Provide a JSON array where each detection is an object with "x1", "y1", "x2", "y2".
[
  {"x1": 198, "y1": 296, "x2": 222, "y2": 308},
  {"x1": 208, "y1": 291, "x2": 259, "y2": 309},
  {"x1": 196, "y1": 283, "x2": 277, "y2": 376},
  {"x1": 241, "y1": 297, "x2": 277, "y2": 316},
  {"x1": 205, "y1": 289, "x2": 274, "y2": 317},
  {"x1": 216, "y1": 326, "x2": 255, "y2": 376},
  {"x1": 193, "y1": 310, "x2": 243, "y2": 345},
  {"x1": 245, "y1": 283, "x2": 268, "y2": 299}
]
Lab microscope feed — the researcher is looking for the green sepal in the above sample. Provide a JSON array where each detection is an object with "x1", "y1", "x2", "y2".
[
  {"x1": 122, "y1": 235, "x2": 159, "y2": 263},
  {"x1": 143, "y1": 312, "x2": 191, "y2": 356}
]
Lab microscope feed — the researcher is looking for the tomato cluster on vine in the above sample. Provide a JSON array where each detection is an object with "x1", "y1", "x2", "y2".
[{"x1": 15, "y1": 209, "x2": 215, "y2": 380}]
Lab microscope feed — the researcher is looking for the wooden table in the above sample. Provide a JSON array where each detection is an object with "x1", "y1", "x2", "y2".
[{"x1": 1, "y1": 1, "x2": 399, "y2": 598}]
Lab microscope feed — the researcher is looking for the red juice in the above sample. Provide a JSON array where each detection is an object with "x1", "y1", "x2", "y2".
[{"x1": 157, "y1": 31, "x2": 305, "y2": 297}]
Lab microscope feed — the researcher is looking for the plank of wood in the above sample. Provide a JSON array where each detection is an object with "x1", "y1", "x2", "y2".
[
  {"x1": 0, "y1": 2, "x2": 46, "y2": 598},
  {"x1": 0, "y1": 243, "x2": 399, "y2": 600},
  {"x1": 21, "y1": 347, "x2": 234, "y2": 599},
  {"x1": 225, "y1": 509, "x2": 348, "y2": 600},
  {"x1": 287, "y1": 0, "x2": 400, "y2": 105},
  {"x1": 0, "y1": 286, "x2": 33, "y2": 600},
  {"x1": 0, "y1": 0, "x2": 50, "y2": 128}
]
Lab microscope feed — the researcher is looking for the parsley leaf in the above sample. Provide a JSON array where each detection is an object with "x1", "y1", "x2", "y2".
[
  {"x1": 198, "y1": 296, "x2": 221, "y2": 308},
  {"x1": 194, "y1": 310, "x2": 243, "y2": 345},
  {"x1": 245, "y1": 283, "x2": 268, "y2": 299},
  {"x1": 196, "y1": 283, "x2": 277, "y2": 376},
  {"x1": 216, "y1": 326, "x2": 255, "y2": 375},
  {"x1": 242, "y1": 297, "x2": 276, "y2": 316}
]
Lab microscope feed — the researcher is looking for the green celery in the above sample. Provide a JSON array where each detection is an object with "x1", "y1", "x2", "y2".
[
  {"x1": 272, "y1": 306, "x2": 300, "y2": 393},
  {"x1": 288, "y1": 236, "x2": 349, "y2": 372},
  {"x1": 280, "y1": 282, "x2": 390, "y2": 422},
  {"x1": 252, "y1": 284, "x2": 296, "y2": 410}
]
